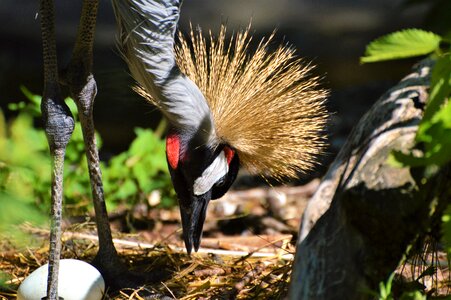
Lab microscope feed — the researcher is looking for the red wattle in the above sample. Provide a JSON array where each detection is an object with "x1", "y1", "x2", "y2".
[
  {"x1": 223, "y1": 146, "x2": 234, "y2": 165},
  {"x1": 166, "y1": 133, "x2": 180, "y2": 169}
]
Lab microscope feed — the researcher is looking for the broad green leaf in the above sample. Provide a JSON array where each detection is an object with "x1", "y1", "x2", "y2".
[
  {"x1": 65, "y1": 97, "x2": 78, "y2": 118},
  {"x1": 361, "y1": 29, "x2": 441, "y2": 63}
]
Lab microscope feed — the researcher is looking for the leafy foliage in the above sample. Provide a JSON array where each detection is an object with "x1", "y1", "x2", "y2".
[
  {"x1": 375, "y1": 273, "x2": 427, "y2": 300},
  {"x1": 0, "y1": 108, "x2": 47, "y2": 241},
  {"x1": 103, "y1": 127, "x2": 175, "y2": 209},
  {"x1": 7, "y1": 87, "x2": 100, "y2": 212},
  {"x1": 1, "y1": 87, "x2": 174, "y2": 221},
  {"x1": 378, "y1": 273, "x2": 395, "y2": 300},
  {"x1": 399, "y1": 291, "x2": 427, "y2": 300},
  {"x1": 360, "y1": 29, "x2": 442, "y2": 63}
]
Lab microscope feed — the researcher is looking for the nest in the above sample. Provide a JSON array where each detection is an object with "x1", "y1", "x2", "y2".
[{"x1": 0, "y1": 222, "x2": 293, "y2": 299}]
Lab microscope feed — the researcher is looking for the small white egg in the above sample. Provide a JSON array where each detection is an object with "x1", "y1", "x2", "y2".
[{"x1": 17, "y1": 259, "x2": 105, "y2": 300}]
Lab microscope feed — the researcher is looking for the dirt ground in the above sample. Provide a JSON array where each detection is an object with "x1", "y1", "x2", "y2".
[
  {"x1": 1, "y1": 179, "x2": 449, "y2": 299},
  {"x1": 0, "y1": 181, "x2": 312, "y2": 299}
]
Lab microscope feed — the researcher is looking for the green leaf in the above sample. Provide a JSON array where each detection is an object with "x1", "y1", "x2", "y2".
[
  {"x1": 0, "y1": 191, "x2": 47, "y2": 244},
  {"x1": 399, "y1": 291, "x2": 426, "y2": 300},
  {"x1": 115, "y1": 179, "x2": 138, "y2": 200},
  {"x1": 20, "y1": 85, "x2": 41, "y2": 106},
  {"x1": 378, "y1": 273, "x2": 395, "y2": 300},
  {"x1": 417, "y1": 99, "x2": 451, "y2": 166},
  {"x1": 361, "y1": 29, "x2": 441, "y2": 63},
  {"x1": 132, "y1": 162, "x2": 149, "y2": 188},
  {"x1": 15, "y1": 86, "x2": 42, "y2": 117},
  {"x1": 390, "y1": 57, "x2": 451, "y2": 168},
  {"x1": 387, "y1": 151, "x2": 415, "y2": 168},
  {"x1": 65, "y1": 97, "x2": 78, "y2": 118},
  {"x1": 421, "y1": 54, "x2": 451, "y2": 122}
]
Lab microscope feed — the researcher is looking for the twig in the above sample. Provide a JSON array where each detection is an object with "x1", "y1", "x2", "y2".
[
  {"x1": 194, "y1": 267, "x2": 228, "y2": 277},
  {"x1": 234, "y1": 263, "x2": 265, "y2": 290},
  {"x1": 23, "y1": 226, "x2": 294, "y2": 260},
  {"x1": 224, "y1": 179, "x2": 320, "y2": 200},
  {"x1": 161, "y1": 281, "x2": 177, "y2": 299}
]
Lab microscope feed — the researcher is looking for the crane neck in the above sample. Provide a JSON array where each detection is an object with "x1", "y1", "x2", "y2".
[{"x1": 112, "y1": 0, "x2": 217, "y2": 145}]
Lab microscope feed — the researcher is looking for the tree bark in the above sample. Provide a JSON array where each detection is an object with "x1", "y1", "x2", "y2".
[{"x1": 289, "y1": 59, "x2": 451, "y2": 299}]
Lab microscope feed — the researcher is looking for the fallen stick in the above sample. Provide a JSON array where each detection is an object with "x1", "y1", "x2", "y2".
[
  {"x1": 64, "y1": 231, "x2": 294, "y2": 260},
  {"x1": 22, "y1": 225, "x2": 294, "y2": 260}
]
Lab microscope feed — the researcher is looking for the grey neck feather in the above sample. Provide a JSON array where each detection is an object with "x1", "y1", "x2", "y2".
[{"x1": 112, "y1": 0, "x2": 217, "y2": 145}]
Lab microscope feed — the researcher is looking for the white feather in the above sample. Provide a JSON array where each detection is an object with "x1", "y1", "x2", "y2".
[{"x1": 193, "y1": 151, "x2": 229, "y2": 196}]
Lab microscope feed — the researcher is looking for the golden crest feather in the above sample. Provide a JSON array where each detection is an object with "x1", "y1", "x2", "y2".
[{"x1": 138, "y1": 24, "x2": 328, "y2": 180}]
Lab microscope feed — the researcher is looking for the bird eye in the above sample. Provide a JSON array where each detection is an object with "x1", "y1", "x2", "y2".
[{"x1": 215, "y1": 176, "x2": 226, "y2": 187}]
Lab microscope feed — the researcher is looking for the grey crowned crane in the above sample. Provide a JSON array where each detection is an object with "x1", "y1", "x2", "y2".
[{"x1": 38, "y1": 0, "x2": 328, "y2": 298}]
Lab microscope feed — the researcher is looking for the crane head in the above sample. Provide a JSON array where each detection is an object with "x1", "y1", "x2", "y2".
[
  {"x1": 166, "y1": 128, "x2": 239, "y2": 254},
  {"x1": 114, "y1": 0, "x2": 328, "y2": 256}
]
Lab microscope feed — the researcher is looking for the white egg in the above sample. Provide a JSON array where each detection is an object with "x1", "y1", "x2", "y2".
[{"x1": 17, "y1": 259, "x2": 105, "y2": 300}]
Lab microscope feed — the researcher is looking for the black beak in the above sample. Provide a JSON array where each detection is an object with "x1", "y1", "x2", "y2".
[{"x1": 179, "y1": 190, "x2": 211, "y2": 254}]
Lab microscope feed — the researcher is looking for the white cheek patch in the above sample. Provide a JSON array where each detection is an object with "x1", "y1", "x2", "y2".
[{"x1": 193, "y1": 151, "x2": 229, "y2": 196}]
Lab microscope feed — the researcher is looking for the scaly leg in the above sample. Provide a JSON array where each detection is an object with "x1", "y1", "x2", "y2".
[
  {"x1": 62, "y1": 0, "x2": 167, "y2": 292},
  {"x1": 39, "y1": 1, "x2": 74, "y2": 299},
  {"x1": 62, "y1": 0, "x2": 124, "y2": 285},
  {"x1": 63, "y1": 0, "x2": 117, "y2": 262}
]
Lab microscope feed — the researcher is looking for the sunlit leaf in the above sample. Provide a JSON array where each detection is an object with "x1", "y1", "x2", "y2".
[
  {"x1": 421, "y1": 54, "x2": 451, "y2": 122},
  {"x1": 115, "y1": 179, "x2": 138, "y2": 200},
  {"x1": 361, "y1": 29, "x2": 441, "y2": 63},
  {"x1": 0, "y1": 191, "x2": 46, "y2": 245}
]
